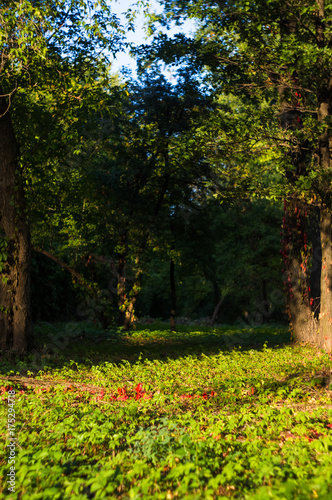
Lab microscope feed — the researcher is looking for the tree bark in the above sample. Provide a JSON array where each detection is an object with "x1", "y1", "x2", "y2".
[
  {"x1": 121, "y1": 265, "x2": 141, "y2": 331},
  {"x1": 170, "y1": 258, "x2": 176, "y2": 331},
  {"x1": 0, "y1": 91, "x2": 32, "y2": 353},
  {"x1": 316, "y1": 19, "x2": 332, "y2": 352},
  {"x1": 283, "y1": 198, "x2": 317, "y2": 343},
  {"x1": 122, "y1": 297, "x2": 137, "y2": 331},
  {"x1": 276, "y1": 8, "x2": 319, "y2": 344},
  {"x1": 319, "y1": 209, "x2": 332, "y2": 352},
  {"x1": 117, "y1": 250, "x2": 127, "y2": 328}
]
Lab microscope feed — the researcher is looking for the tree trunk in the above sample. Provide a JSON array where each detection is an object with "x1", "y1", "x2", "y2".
[
  {"x1": 210, "y1": 296, "x2": 225, "y2": 326},
  {"x1": 118, "y1": 173, "x2": 171, "y2": 331},
  {"x1": 283, "y1": 198, "x2": 317, "y2": 343},
  {"x1": 309, "y1": 208, "x2": 322, "y2": 319},
  {"x1": 122, "y1": 297, "x2": 137, "y2": 331},
  {"x1": 316, "y1": 28, "x2": 332, "y2": 352},
  {"x1": 276, "y1": 13, "x2": 319, "y2": 345},
  {"x1": 121, "y1": 268, "x2": 142, "y2": 331},
  {"x1": 319, "y1": 209, "x2": 332, "y2": 352},
  {"x1": 170, "y1": 258, "x2": 176, "y2": 331},
  {"x1": 117, "y1": 251, "x2": 127, "y2": 328},
  {"x1": 317, "y1": 89, "x2": 332, "y2": 352},
  {"x1": 277, "y1": 39, "x2": 318, "y2": 343},
  {"x1": 0, "y1": 92, "x2": 32, "y2": 353}
]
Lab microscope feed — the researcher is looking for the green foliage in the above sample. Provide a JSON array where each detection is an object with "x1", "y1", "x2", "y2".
[
  {"x1": 1, "y1": 1, "x2": 290, "y2": 331},
  {"x1": 137, "y1": 198, "x2": 284, "y2": 323},
  {"x1": 142, "y1": 0, "x2": 332, "y2": 203},
  {"x1": 1, "y1": 325, "x2": 332, "y2": 499},
  {"x1": 0, "y1": 0, "x2": 130, "y2": 347},
  {"x1": 30, "y1": 253, "x2": 79, "y2": 323},
  {"x1": 24, "y1": 70, "x2": 218, "y2": 326},
  {"x1": 0, "y1": 237, "x2": 9, "y2": 274}
]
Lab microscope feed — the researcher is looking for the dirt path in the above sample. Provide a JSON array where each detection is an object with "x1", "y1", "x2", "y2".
[{"x1": 0, "y1": 375, "x2": 103, "y2": 392}]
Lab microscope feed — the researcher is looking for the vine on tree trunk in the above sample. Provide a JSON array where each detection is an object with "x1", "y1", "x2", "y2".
[{"x1": 281, "y1": 197, "x2": 317, "y2": 342}]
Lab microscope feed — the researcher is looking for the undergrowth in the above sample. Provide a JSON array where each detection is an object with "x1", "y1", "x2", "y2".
[{"x1": 0, "y1": 323, "x2": 331, "y2": 499}]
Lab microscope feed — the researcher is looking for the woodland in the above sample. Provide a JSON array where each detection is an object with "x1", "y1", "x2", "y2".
[
  {"x1": 1, "y1": 0, "x2": 332, "y2": 351},
  {"x1": 1, "y1": 1, "x2": 332, "y2": 499}
]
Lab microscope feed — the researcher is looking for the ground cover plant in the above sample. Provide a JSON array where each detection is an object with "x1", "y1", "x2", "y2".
[{"x1": 1, "y1": 323, "x2": 332, "y2": 499}]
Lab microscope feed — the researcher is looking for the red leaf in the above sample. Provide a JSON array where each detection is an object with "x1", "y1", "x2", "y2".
[{"x1": 135, "y1": 383, "x2": 143, "y2": 393}]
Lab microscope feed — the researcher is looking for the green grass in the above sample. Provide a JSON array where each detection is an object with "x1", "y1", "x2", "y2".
[{"x1": 1, "y1": 323, "x2": 332, "y2": 499}]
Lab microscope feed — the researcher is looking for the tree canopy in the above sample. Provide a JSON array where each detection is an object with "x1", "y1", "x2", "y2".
[
  {"x1": 136, "y1": 0, "x2": 332, "y2": 350},
  {"x1": 1, "y1": 0, "x2": 332, "y2": 353}
]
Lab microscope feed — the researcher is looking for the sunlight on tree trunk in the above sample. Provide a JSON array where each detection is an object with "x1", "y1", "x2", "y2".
[
  {"x1": 319, "y1": 209, "x2": 332, "y2": 352},
  {"x1": 283, "y1": 198, "x2": 317, "y2": 344},
  {"x1": 316, "y1": 73, "x2": 332, "y2": 352},
  {"x1": 0, "y1": 93, "x2": 32, "y2": 352}
]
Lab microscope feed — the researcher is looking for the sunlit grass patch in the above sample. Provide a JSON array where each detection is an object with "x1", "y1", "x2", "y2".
[{"x1": 0, "y1": 324, "x2": 331, "y2": 499}]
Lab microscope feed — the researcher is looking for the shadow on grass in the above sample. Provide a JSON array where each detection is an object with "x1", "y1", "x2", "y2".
[{"x1": 0, "y1": 321, "x2": 292, "y2": 376}]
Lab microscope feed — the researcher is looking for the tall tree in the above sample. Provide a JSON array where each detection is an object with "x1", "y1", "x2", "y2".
[
  {"x1": 85, "y1": 71, "x2": 214, "y2": 329},
  {"x1": 0, "y1": 0, "x2": 123, "y2": 352},
  {"x1": 143, "y1": 0, "x2": 332, "y2": 351},
  {"x1": 0, "y1": 86, "x2": 31, "y2": 351}
]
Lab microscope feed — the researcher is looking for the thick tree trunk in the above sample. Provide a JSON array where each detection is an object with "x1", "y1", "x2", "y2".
[
  {"x1": 309, "y1": 208, "x2": 322, "y2": 319},
  {"x1": 283, "y1": 198, "x2": 317, "y2": 343},
  {"x1": 170, "y1": 258, "x2": 176, "y2": 331},
  {"x1": 316, "y1": 51, "x2": 332, "y2": 351},
  {"x1": 0, "y1": 92, "x2": 32, "y2": 353},
  {"x1": 276, "y1": 25, "x2": 318, "y2": 343},
  {"x1": 286, "y1": 258, "x2": 317, "y2": 343},
  {"x1": 319, "y1": 209, "x2": 332, "y2": 352}
]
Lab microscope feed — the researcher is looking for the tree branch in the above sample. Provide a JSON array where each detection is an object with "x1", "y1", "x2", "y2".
[{"x1": 32, "y1": 248, "x2": 95, "y2": 291}]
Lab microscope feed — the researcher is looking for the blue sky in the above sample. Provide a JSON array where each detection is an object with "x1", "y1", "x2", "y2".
[{"x1": 109, "y1": 0, "x2": 196, "y2": 76}]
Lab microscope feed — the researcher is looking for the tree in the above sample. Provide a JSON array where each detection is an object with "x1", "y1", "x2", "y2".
[
  {"x1": 0, "y1": 85, "x2": 31, "y2": 352},
  {"x1": 84, "y1": 71, "x2": 215, "y2": 329},
  {"x1": 136, "y1": 197, "x2": 284, "y2": 325},
  {"x1": 143, "y1": 0, "x2": 332, "y2": 351},
  {"x1": 0, "y1": 0, "x2": 123, "y2": 352}
]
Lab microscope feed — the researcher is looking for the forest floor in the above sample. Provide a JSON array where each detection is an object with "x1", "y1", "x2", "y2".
[{"x1": 1, "y1": 322, "x2": 332, "y2": 499}]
